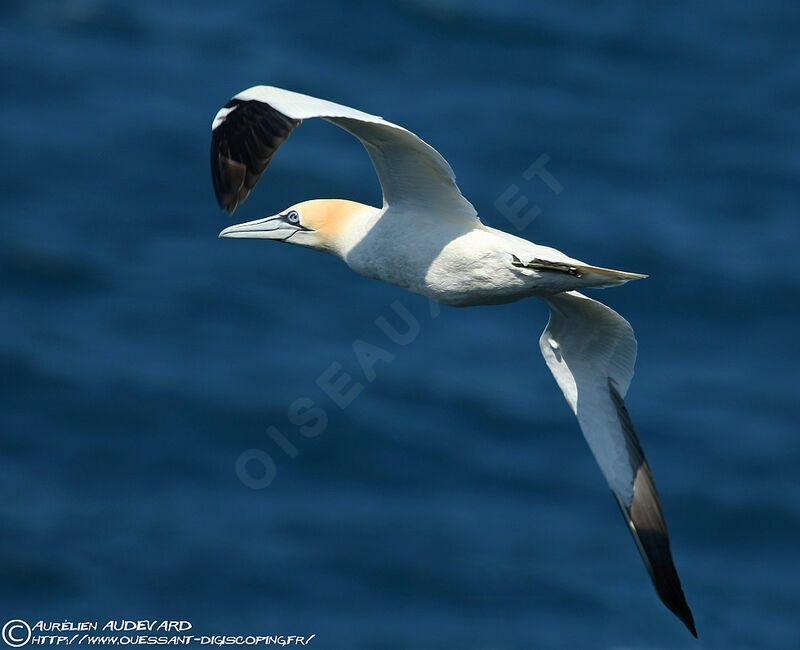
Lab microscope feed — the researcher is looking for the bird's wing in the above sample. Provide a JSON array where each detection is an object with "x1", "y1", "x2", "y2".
[
  {"x1": 539, "y1": 290, "x2": 696, "y2": 637},
  {"x1": 211, "y1": 85, "x2": 478, "y2": 221}
]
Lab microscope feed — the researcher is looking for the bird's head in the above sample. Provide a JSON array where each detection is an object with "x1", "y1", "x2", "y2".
[{"x1": 219, "y1": 198, "x2": 373, "y2": 256}]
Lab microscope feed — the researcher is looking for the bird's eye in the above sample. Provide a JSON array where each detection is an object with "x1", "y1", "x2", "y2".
[{"x1": 286, "y1": 210, "x2": 300, "y2": 224}]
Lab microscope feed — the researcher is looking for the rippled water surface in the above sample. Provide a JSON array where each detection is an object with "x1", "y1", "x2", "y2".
[{"x1": 2, "y1": 1, "x2": 799, "y2": 648}]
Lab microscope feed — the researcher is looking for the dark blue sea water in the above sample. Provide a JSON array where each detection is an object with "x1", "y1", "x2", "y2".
[{"x1": 2, "y1": 1, "x2": 799, "y2": 648}]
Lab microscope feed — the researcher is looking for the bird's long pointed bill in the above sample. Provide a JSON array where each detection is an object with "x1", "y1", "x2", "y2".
[{"x1": 219, "y1": 216, "x2": 285, "y2": 239}]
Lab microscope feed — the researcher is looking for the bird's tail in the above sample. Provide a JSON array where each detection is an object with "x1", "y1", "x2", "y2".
[
  {"x1": 519, "y1": 257, "x2": 647, "y2": 289},
  {"x1": 572, "y1": 263, "x2": 647, "y2": 288}
]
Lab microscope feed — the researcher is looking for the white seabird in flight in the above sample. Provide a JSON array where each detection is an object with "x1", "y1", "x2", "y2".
[{"x1": 211, "y1": 85, "x2": 696, "y2": 637}]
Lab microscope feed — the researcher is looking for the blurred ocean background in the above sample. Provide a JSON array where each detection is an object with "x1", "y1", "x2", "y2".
[{"x1": 2, "y1": 1, "x2": 799, "y2": 648}]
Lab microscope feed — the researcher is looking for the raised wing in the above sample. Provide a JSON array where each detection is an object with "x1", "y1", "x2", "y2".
[
  {"x1": 210, "y1": 85, "x2": 477, "y2": 221},
  {"x1": 539, "y1": 291, "x2": 696, "y2": 637}
]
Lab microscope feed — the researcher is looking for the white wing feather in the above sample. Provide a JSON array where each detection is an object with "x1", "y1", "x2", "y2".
[
  {"x1": 217, "y1": 86, "x2": 478, "y2": 221},
  {"x1": 539, "y1": 290, "x2": 696, "y2": 635},
  {"x1": 539, "y1": 290, "x2": 638, "y2": 502}
]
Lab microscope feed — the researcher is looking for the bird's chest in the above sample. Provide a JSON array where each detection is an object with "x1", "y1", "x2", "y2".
[
  {"x1": 345, "y1": 224, "x2": 445, "y2": 288},
  {"x1": 345, "y1": 222, "x2": 528, "y2": 306}
]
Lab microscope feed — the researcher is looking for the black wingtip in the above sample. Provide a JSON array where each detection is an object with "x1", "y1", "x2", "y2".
[
  {"x1": 670, "y1": 586, "x2": 698, "y2": 638},
  {"x1": 635, "y1": 520, "x2": 697, "y2": 637},
  {"x1": 677, "y1": 598, "x2": 698, "y2": 638},
  {"x1": 615, "y1": 492, "x2": 698, "y2": 638},
  {"x1": 210, "y1": 98, "x2": 300, "y2": 214},
  {"x1": 665, "y1": 578, "x2": 697, "y2": 637},
  {"x1": 608, "y1": 379, "x2": 697, "y2": 638},
  {"x1": 210, "y1": 147, "x2": 247, "y2": 213},
  {"x1": 663, "y1": 565, "x2": 697, "y2": 637}
]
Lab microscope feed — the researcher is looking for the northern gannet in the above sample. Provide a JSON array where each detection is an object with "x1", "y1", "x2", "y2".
[{"x1": 211, "y1": 86, "x2": 696, "y2": 637}]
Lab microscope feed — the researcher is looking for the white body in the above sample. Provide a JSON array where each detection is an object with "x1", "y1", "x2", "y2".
[{"x1": 341, "y1": 206, "x2": 598, "y2": 306}]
